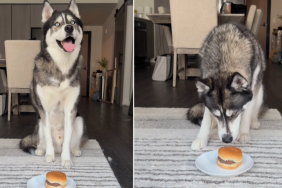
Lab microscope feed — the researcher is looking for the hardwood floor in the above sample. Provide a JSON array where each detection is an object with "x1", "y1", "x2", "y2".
[
  {"x1": 0, "y1": 98, "x2": 133, "y2": 188},
  {"x1": 135, "y1": 59, "x2": 282, "y2": 114}
]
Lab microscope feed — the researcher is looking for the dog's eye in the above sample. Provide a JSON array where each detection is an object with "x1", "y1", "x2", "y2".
[
  {"x1": 54, "y1": 22, "x2": 60, "y2": 27},
  {"x1": 71, "y1": 20, "x2": 75, "y2": 25}
]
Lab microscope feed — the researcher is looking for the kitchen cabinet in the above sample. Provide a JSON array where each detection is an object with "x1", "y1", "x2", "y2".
[
  {"x1": 12, "y1": 5, "x2": 31, "y2": 40},
  {"x1": 0, "y1": 5, "x2": 12, "y2": 55},
  {"x1": 31, "y1": 5, "x2": 42, "y2": 28}
]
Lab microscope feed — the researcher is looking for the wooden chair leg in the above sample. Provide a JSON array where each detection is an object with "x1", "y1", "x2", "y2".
[
  {"x1": 18, "y1": 93, "x2": 20, "y2": 115},
  {"x1": 12, "y1": 93, "x2": 19, "y2": 115},
  {"x1": 8, "y1": 89, "x2": 11, "y2": 121},
  {"x1": 173, "y1": 49, "x2": 177, "y2": 87},
  {"x1": 184, "y1": 55, "x2": 187, "y2": 80},
  {"x1": 177, "y1": 54, "x2": 185, "y2": 80}
]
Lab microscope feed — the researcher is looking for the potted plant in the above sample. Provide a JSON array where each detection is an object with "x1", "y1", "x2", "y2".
[{"x1": 96, "y1": 57, "x2": 108, "y2": 73}]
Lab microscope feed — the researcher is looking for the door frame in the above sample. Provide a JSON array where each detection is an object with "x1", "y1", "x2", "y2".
[
  {"x1": 266, "y1": 0, "x2": 271, "y2": 59},
  {"x1": 83, "y1": 31, "x2": 92, "y2": 97}
]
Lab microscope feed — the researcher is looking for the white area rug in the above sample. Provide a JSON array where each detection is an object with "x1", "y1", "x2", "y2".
[
  {"x1": 0, "y1": 139, "x2": 120, "y2": 188},
  {"x1": 134, "y1": 108, "x2": 282, "y2": 187}
]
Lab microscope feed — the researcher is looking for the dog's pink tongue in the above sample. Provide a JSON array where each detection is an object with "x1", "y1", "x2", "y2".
[{"x1": 62, "y1": 40, "x2": 75, "y2": 52}]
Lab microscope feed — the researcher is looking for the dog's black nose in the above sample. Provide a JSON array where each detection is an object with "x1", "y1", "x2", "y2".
[
  {"x1": 222, "y1": 135, "x2": 233, "y2": 143},
  {"x1": 65, "y1": 25, "x2": 74, "y2": 33}
]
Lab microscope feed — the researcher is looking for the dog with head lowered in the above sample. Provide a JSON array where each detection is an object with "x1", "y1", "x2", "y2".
[
  {"x1": 20, "y1": 0, "x2": 88, "y2": 168},
  {"x1": 188, "y1": 23, "x2": 266, "y2": 150}
]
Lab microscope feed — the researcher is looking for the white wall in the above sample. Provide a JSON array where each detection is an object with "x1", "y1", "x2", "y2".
[
  {"x1": 117, "y1": 0, "x2": 123, "y2": 9},
  {"x1": 101, "y1": 0, "x2": 123, "y2": 70},
  {"x1": 101, "y1": 7, "x2": 116, "y2": 70},
  {"x1": 84, "y1": 26, "x2": 102, "y2": 95},
  {"x1": 121, "y1": 5, "x2": 133, "y2": 106},
  {"x1": 269, "y1": 0, "x2": 282, "y2": 58},
  {"x1": 134, "y1": 0, "x2": 154, "y2": 13}
]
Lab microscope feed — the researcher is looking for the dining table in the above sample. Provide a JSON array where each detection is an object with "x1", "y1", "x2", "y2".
[{"x1": 146, "y1": 13, "x2": 245, "y2": 25}]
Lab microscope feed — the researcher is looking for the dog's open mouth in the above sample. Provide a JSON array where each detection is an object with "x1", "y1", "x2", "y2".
[{"x1": 56, "y1": 36, "x2": 75, "y2": 52}]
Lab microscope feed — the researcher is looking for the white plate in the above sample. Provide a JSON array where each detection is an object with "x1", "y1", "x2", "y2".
[
  {"x1": 195, "y1": 150, "x2": 253, "y2": 177},
  {"x1": 27, "y1": 174, "x2": 76, "y2": 188}
]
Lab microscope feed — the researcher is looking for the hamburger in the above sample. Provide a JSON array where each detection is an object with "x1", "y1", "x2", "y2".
[
  {"x1": 217, "y1": 146, "x2": 243, "y2": 170},
  {"x1": 45, "y1": 171, "x2": 67, "y2": 188}
]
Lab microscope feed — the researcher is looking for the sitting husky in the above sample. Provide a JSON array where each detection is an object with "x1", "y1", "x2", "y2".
[
  {"x1": 188, "y1": 23, "x2": 266, "y2": 150},
  {"x1": 20, "y1": 0, "x2": 87, "y2": 168}
]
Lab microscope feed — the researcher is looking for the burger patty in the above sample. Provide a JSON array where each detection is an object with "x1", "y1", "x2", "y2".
[
  {"x1": 46, "y1": 180, "x2": 61, "y2": 187},
  {"x1": 218, "y1": 157, "x2": 235, "y2": 165}
]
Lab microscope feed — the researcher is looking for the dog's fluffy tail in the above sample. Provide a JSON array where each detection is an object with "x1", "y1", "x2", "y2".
[
  {"x1": 187, "y1": 103, "x2": 205, "y2": 126},
  {"x1": 20, "y1": 124, "x2": 39, "y2": 154},
  {"x1": 19, "y1": 134, "x2": 38, "y2": 155}
]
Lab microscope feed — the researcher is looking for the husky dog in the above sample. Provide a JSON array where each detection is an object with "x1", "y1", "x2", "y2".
[
  {"x1": 19, "y1": 0, "x2": 87, "y2": 168},
  {"x1": 188, "y1": 23, "x2": 266, "y2": 150}
]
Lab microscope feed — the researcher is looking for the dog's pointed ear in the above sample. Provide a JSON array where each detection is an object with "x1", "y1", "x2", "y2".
[
  {"x1": 68, "y1": 0, "x2": 80, "y2": 18},
  {"x1": 196, "y1": 78, "x2": 213, "y2": 94},
  {"x1": 230, "y1": 72, "x2": 249, "y2": 91},
  {"x1": 42, "y1": 0, "x2": 54, "y2": 24}
]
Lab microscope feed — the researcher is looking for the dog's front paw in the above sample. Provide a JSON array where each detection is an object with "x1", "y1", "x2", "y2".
[
  {"x1": 251, "y1": 119, "x2": 260, "y2": 130},
  {"x1": 45, "y1": 154, "x2": 55, "y2": 162},
  {"x1": 61, "y1": 158, "x2": 73, "y2": 168},
  {"x1": 71, "y1": 148, "x2": 81, "y2": 157},
  {"x1": 191, "y1": 137, "x2": 208, "y2": 150},
  {"x1": 35, "y1": 148, "x2": 45, "y2": 156},
  {"x1": 239, "y1": 133, "x2": 250, "y2": 144}
]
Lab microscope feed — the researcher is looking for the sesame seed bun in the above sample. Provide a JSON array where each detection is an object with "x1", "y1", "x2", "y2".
[
  {"x1": 217, "y1": 147, "x2": 243, "y2": 170},
  {"x1": 45, "y1": 171, "x2": 67, "y2": 188}
]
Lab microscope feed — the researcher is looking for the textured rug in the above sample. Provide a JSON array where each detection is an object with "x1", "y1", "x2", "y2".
[
  {"x1": 134, "y1": 108, "x2": 282, "y2": 187},
  {"x1": 0, "y1": 139, "x2": 120, "y2": 188}
]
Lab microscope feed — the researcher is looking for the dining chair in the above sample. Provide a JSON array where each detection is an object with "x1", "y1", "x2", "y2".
[
  {"x1": 246, "y1": 5, "x2": 256, "y2": 30},
  {"x1": 157, "y1": 6, "x2": 189, "y2": 80},
  {"x1": 246, "y1": 5, "x2": 263, "y2": 38},
  {"x1": 250, "y1": 9, "x2": 263, "y2": 37},
  {"x1": 169, "y1": 0, "x2": 218, "y2": 87},
  {"x1": 5, "y1": 40, "x2": 40, "y2": 121}
]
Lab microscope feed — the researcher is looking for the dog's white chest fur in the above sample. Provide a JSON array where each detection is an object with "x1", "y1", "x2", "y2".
[
  {"x1": 36, "y1": 78, "x2": 79, "y2": 111},
  {"x1": 57, "y1": 78, "x2": 71, "y2": 91},
  {"x1": 36, "y1": 79, "x2": 80, "y2": 152}
]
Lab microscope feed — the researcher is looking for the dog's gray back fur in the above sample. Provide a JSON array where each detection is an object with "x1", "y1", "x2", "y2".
[
  {"x1": 188, "y1": 23, "x2": 266, "y2": 125},
  {"x1": 200, "y1": 23, "x2": 265, "y2": 86}
]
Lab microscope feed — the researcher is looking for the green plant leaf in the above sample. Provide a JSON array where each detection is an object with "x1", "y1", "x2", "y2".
[{"x1": 96, "y1": 57, "x2": 108, "y2": 68}]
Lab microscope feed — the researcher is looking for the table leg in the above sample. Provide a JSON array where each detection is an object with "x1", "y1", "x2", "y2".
[
  {"x1": 12, "y1": 93, "x2": 19, "y2": 115},
  {"x1": 8, "y1": 90, "x2": 11, "y2": 121},
  {"x1": 173, "y1": 49, "x2": 177, "y2": 87}
]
